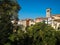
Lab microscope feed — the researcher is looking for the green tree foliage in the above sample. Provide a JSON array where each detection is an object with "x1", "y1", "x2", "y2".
[
  {"x1": 9, "y1": 22, "x2": 57, "y2": 45},
  {"x1": 26, "y1": 22, "x2": 56, "y2": 45},
  {"x1": 55, "y1": 31, "x2": 60, "y2": 45},
  {"x1": 0, "y1": 0, "x2": 20, "y2": 45}
]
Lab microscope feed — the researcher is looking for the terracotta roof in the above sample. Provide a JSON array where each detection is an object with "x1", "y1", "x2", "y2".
[{"x1": 43, "y1": 18, "x2": 48, "y2": 20}]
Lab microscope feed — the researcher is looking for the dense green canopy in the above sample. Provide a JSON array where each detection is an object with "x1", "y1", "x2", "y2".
[
  {"x1": 8, "y1": 22, "x2": 58, "y2": 45},
  {"x1": 0, "y1": 0, "x2": 20, "y2": 45}
]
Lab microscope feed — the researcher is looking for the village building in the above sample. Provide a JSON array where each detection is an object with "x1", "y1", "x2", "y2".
[
  {"x1": 46, "y1": 8, "x2": 60, "y2": 30},
  {"x1": 11, "y1": 8, "x2": 60, "y2": 30}
]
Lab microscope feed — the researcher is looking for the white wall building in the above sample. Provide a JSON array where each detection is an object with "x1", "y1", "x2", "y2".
[
  {"x1": 12, "y1": 8, "x2": 60, "y2": 30},
  {"x1": 46, "y1": 8, "x2": 60, "y2": 30}
]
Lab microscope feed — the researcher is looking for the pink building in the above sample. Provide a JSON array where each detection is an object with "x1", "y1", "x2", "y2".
[{"x1": 35, "y1": 18, "x2": 43, "y2": 23}]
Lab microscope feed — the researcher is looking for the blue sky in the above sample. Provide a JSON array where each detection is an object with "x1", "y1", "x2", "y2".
[{"x1": 17, "y1": 0, "x2": 60, "y2": 19}]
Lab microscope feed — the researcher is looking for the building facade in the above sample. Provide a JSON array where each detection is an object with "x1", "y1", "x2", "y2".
[{"x1": 12, "y1": 8, "x2": 60, "y2": 30}]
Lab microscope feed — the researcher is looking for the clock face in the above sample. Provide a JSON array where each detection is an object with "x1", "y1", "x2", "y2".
[{"x1": 47, "y1": 10, "x2": 50, "y2": 12}]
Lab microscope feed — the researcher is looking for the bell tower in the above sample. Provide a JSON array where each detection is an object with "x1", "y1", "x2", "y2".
[{"x1": 46, "y1": 8, "x2": 51, "y2": 17}]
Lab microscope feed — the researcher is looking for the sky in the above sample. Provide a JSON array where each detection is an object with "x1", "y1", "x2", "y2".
[{"x1": 17, "y1": 0, "x2": 60, "y2": 19}]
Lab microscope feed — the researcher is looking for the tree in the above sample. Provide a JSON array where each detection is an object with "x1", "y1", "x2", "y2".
[
  {"x1": 26, "y1": 22, "x2": 56, "y2": 45},
  {"x1": 0, "y1": 0, "x2": 20, "y2": 45},
  {"x1": 9, "y1": 22, "x2": 56, "y2": 45},
  {"x1": 55, "y1": 31, "x2": 60, "y2": 45}
]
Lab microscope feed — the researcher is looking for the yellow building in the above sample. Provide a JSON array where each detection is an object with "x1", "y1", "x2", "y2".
[{"x1": 51, "y1": 15, "x2": 60, "y2": 30}]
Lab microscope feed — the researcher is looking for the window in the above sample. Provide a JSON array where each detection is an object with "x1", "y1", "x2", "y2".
[{"x1": 47, "y1": 10, "x2": 50, "y2": 12}]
